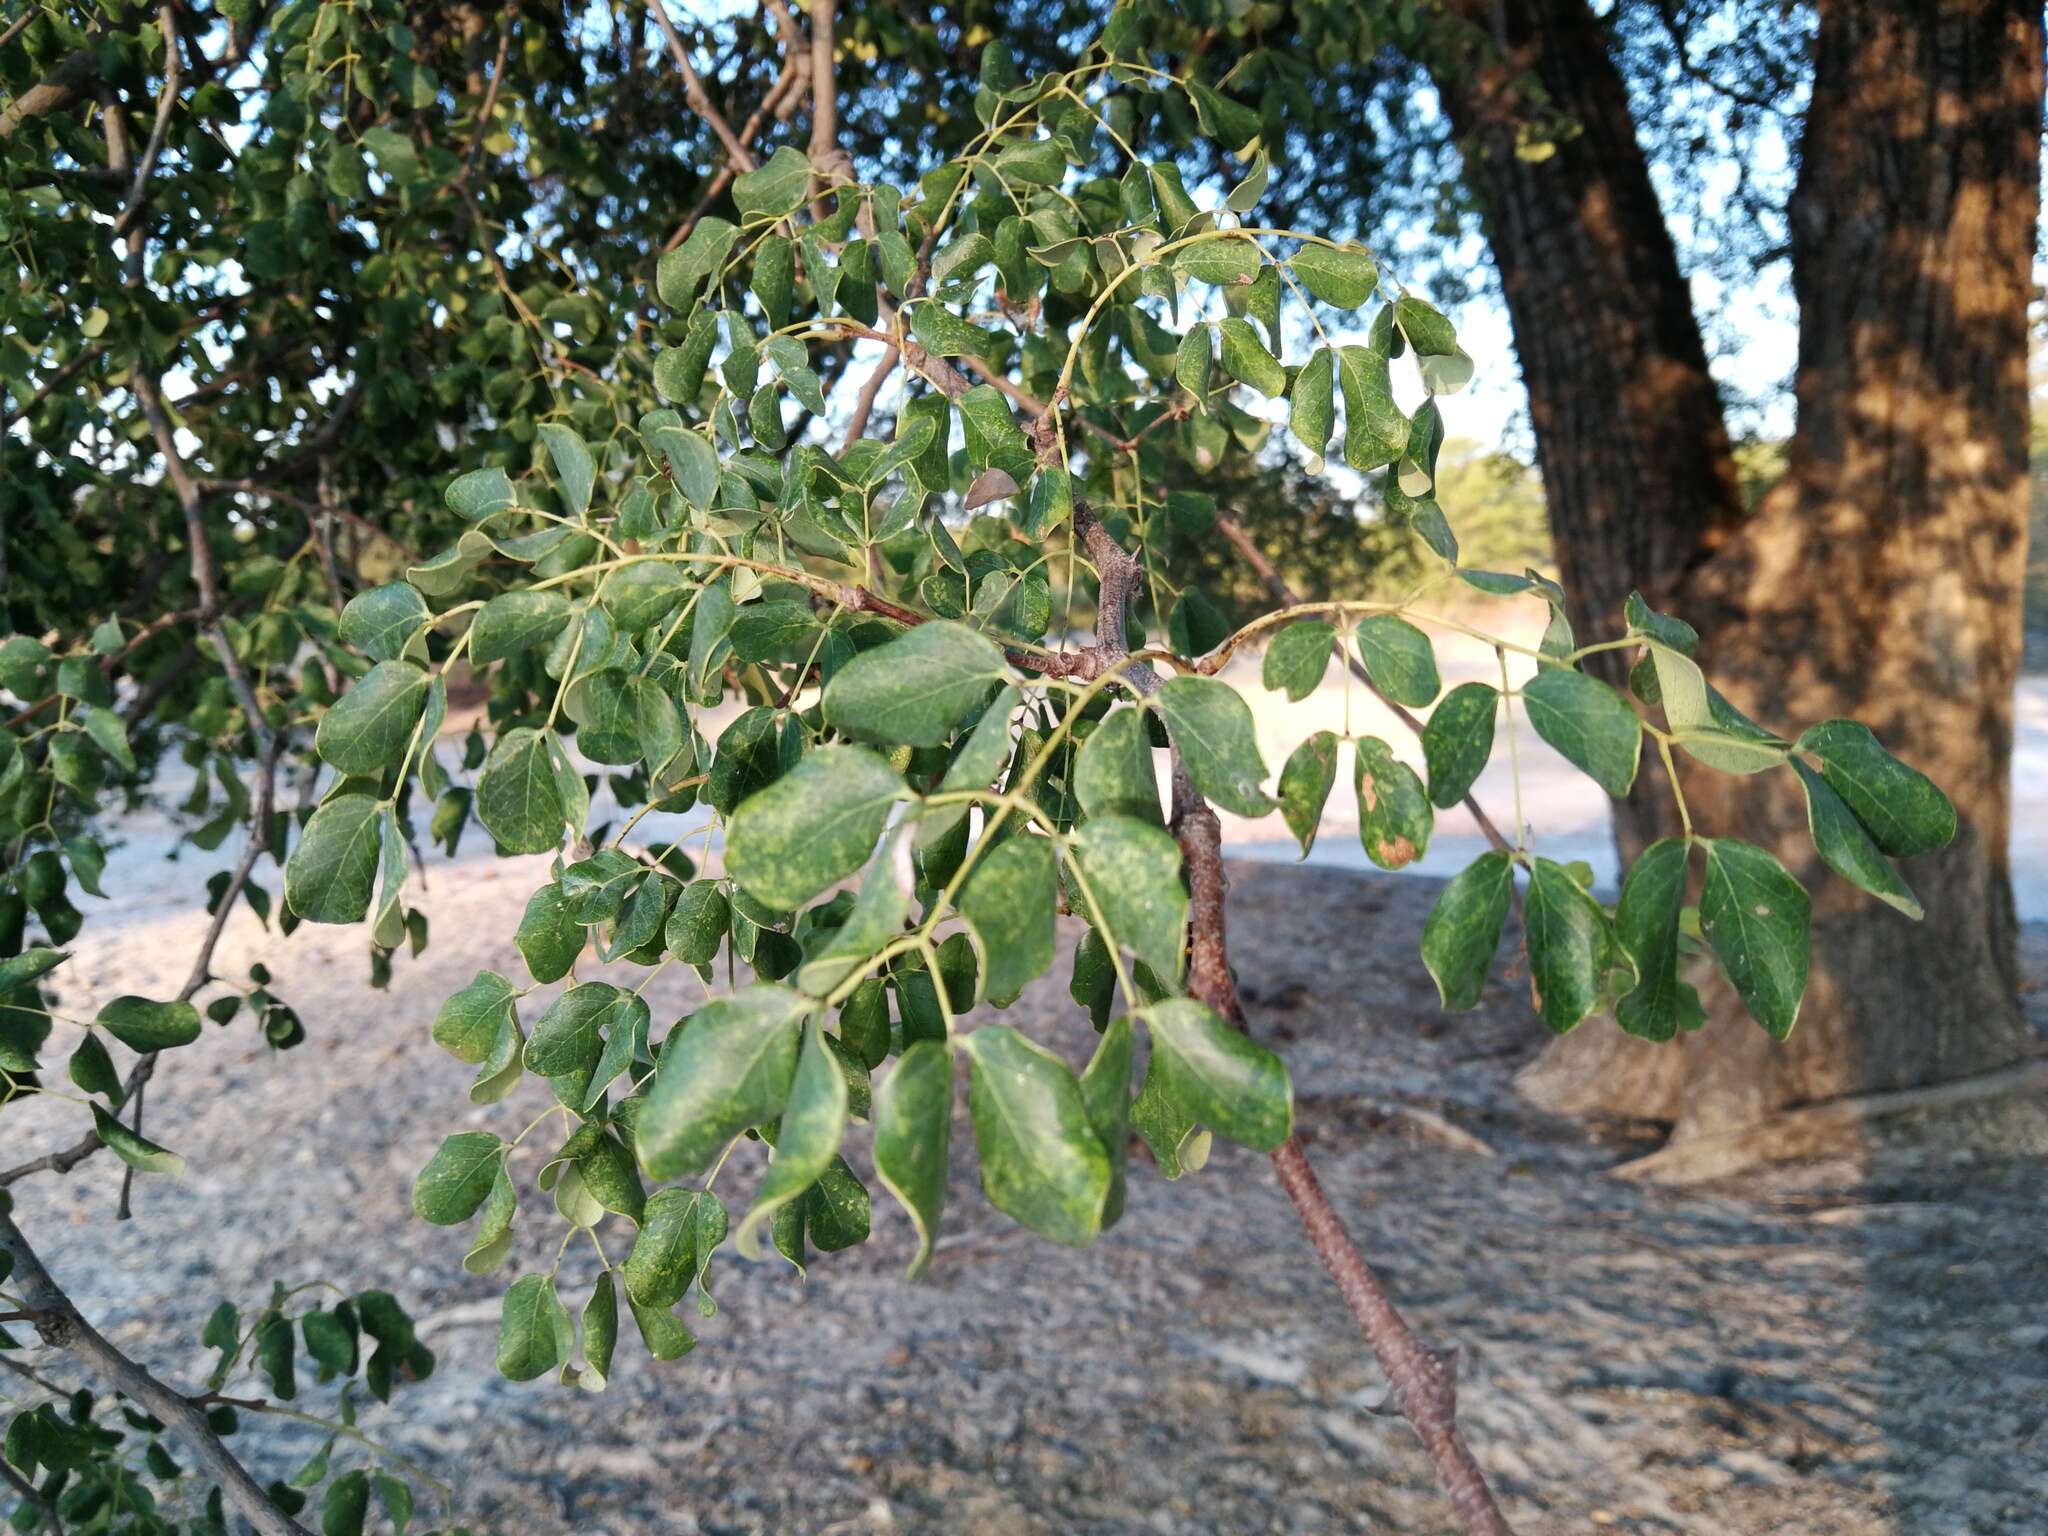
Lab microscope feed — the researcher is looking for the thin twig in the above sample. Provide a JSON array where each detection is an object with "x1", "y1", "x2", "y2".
[
  {"x1": 0, "y1": 1210, "x2": 315, "y2": 1536},
  {"x1": 113, "y1": 6, "x2": 182, "y2": 237},
  {"x1": 651, "y1": 0, "x2": 757, "y2": 171}
]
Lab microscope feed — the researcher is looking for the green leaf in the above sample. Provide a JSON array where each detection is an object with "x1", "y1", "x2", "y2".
[
  {"x1": 92, "y1": 1102, "x2": 184, "y2": 1175},
  {"x1": 736, "y1": 1022, "x2": 848, "y2": 1259},
  {"x1": 1420, "y1": 851, "x2": 1515, "y2": 1011},
  {"x1": 578, "y1": 1271, "x2": 618, "y2": 1391},
  {"x1": 412, "y1": 1131, "x2": 503, "y2": 1225},
  {"x1": 1149, "y1": 676, "x2": 1273, "y2": 816},
  {"x1": 908, "y1": 301, "x2": 994, "y2": 360},
  {"x1": 958, "y1": 834, "x2": 1058, "y2": 1004},
  {"x1": 1288, "y1": 243, "x2": 1378, "y2": 308},
  {"x1": 1217, "y1": 318, "x2": 1285, "y2": 397},
  {"x1": 322, "y1": 1470, "x2": 369, "y2": 1536},
  {"x1": 872, "y1": 1041, "x2": 952, "y2": 1278},
  {"x1": 640, "y1": 411, "x2": 719, "y2": 510},
  {"x1": 1176, "y1": 324, "x2": 1212, "y2": 400},
  {"x1": 1336, "y1": 344, "x2": 1408, "y2": 471},
  {"x1": 496, "y1": 1275, "x2": 573, "y2": 1383},
  {"x1": 558, "y1": 849, "x2": 642, "y2": 924},
  {"x1": 1612, "y1": 838, "x2": 1703, "y2": 1041},
  {"x1": 823, "y1": 621, "x2": 1008, "y2": 748},
  {"x1": 657, "y1": 217, "x2": 739, "y2": 307},
  {"x1": 1289, "y1": 347, "x2": 1334, "y2": 465},
  {"x1": 1524, "y1": 857, "x2": 1628, "y2": 1034},
  {"x1": 1354, "y1": 615, "x2": 1440, "y2": 708},
  {"x1": 476, "y1": 728, "x2": 569, "y2": 855},
  {"x1": 638, "y1": 985, "x2": 809, "y2": 1179},
  {"x1": 515, "y1": 886, "x2": 583, "y2": 983},
  {"x1": 1522, "y1": 667, "x2": 1642, "y2": 798},
  {"x1": 733, "y1": 144, "x2": 812, "y2": 220},
  {"x1": 725, "y1": 745, "x2": 903, "y2": 911},
  {"x1": 1796, "y1": 721, "x2": 1956, "y2": 858},
  {"x1": 0, "y1": 948, "x2": 66, "y2": 989},
  {"x1": 338, "y1": 583, "x2": 432, "y2": 663},
  {"x1": 1068, "y1": 814, "x2": 1186, "y2": 982},
  {"x1": 284, "y1": 795, "x2": 383, "y2": 923},
  {"x1": 962, "y1": 1026, "x2": 1111, "y2": 1248},
  {"x1": 464, "y1": 1165, "x2": 518, "y2": 1274},
  {"x1": 1262, "y1": 621, "x2": 1334, "y2": 702},
  {"x1": 665, "y1": 881, "x2": 730, "y2": 967},
  {"x1": 1422, "y1": 682, "x2": 1498, "y2": 809},
  {"x1": 1073, "y1": 707, "x2": 1160, "y2": 824},
  {"x1": 600, "y1": 563, "x2": 689, "y2": 633},
  {"x1": 1142, "y1": 998, "x2": 1291, "y2": 1151},
  {"x1": 624, "y1": 1189, "x2": 726, "y2": 1307},
  {"x1": 537, "y1": 423, "x2": 595, "y2": 518},
  {"x1": 1793, "y1": 760, "x2": 1921, "y2": 918},
  {"x1": 1276, "y1": 732, "x2": 1339, "y2": 858},
  {"x1": 96, "y1": 995, "x2": 201, "y2": 1052},
  {"x1": 470, "y1": 591, "x2": 573, "y2": 664},
  {"x1": 1354, "y1": 737, "x2": 1433, "y2": 870},
  {"x1": 1699, "y1": 838, "x2": 1811, "y2": 1040},
  {"x1": 1394, "y1": 295, "x2": 1458, "y2": 354},
  {"x1": 445, "y1": 466, "x2": 515, "y2": 520},
  {"x1": 315, "y1": 662, "x2": 430, "y2": 775},
  {"x1": 68, "y1": 1033, "x2": 122, "y2": 1101},
  {"x1": 1175, "y1": 235, "x2": 1261, "y2": 286},
  {"x1": 629, "y1": 1296, "x2": 698, "y2": 1361}
]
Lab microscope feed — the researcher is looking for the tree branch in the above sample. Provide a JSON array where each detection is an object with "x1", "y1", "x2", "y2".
[
  {"x1": 1074, "y1": 500, "x2": 1517, "y2": 1536},
  {"x1": 651, "y1": 0, "x2": 757, "y2": 172},
  {"x1": 0, "y1": 1210, "x2": 314, "y2": 1536},
  {"x1": 112, "y1": 6, "x2": 182, "y2": 237}
]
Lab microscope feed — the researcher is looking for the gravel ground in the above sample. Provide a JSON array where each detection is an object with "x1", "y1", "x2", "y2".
[{"x1": 5, "y1": 840, "x2": 2046, "y2": 1536}]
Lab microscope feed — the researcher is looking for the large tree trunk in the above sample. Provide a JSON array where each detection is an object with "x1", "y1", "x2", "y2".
[{"x1": 1436, "y1": 0, "x2": 2046, "y2": 1157}]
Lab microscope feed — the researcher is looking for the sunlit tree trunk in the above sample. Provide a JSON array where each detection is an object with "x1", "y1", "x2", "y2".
[{"x1": 1436, "y1": 0, "x2": 2045, "y2": 1155}]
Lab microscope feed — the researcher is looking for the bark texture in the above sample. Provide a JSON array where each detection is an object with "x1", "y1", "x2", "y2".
[{"x1": 1435, "y1": 0, "x2": 2045, "y2": 1151}]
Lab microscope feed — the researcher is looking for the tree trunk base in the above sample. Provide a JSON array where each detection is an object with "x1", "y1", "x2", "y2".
[{"x1": 1609, "y1": 1060, "x2": 2048, "y2": 1184}]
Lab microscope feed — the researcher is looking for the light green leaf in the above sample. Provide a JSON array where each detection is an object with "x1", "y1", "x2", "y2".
[
  {"x1": 1422, "y1": 682, "x2": 1498, "y2": 809},
  {"x1": 476, "y1": 728, "x2": 568, "y2": 855},
  {"x1": 463, "y1": 1165, "x2": 518, "y2": 1275},
  {"x1": 1217, "y1": 317, "x2": 1285, "y2": 397},
  {"x1": 1417, "y1": 851, "x2": 1513, "y2": 1013},
  {"x1": 537, "y1": 423, "x2": 595, "y2": 518},
  {"x1": 1336, "y1": 343, "x2": 1408, "y2": 471},
  {"x1": 1699, "y1": 838, "x2": 1810, "y2": 1040},
  {"x1": 1288, "y1": 243, "x2": 1378, "y2": 308},
  {"x1": 1175, "y1": 235, "x2": 1261, "y2": 286},
  {"x1": 872, "y1": 1041, "x2": 952, "y2": 1278},
  {"x1": 315, "y1": 662, "x2": 430, "y2": 775},
  {"x1": 962, "y1": 1026, "x2": 1111, "y2": 1248},
  {"x1": 1613, "y1": 838, "x2": 1704, "y2": 1041},
  {"x1": 1150, "y1": 676, "x2": 1273, "y2": 816},
  {"x1": 1142, "y1": 998, "x2": 1292, "y2": 1151},
  {"x1": 1394, "y1": 294, "x2": 1457, "y2": 354},
  {"x1": 92, "y1": 1102, "x2": 184, "y2": 1176},
  {"x1": 412, "y1": 1132, "x2": 503, "y2": 1225},
  {"x1": 445, "y1": 466, "x2": 515, "y2": 521},
  {"x1": 733, "y1": 144, "x2": 812, "y2": 220},
  {"x1": 1262, "y1": 620, "x2": 1334, "y2": 702},
  {"x1": 1289, "y1": 347, "x2": 1334, "y2": 465},
  {"x1": 1073, "y1": 707, "x2": 1160, "y2": 824},
  {"x1": 737, "y1": 1022, "x2": 849, "y2": 1259},
  {"x1": 471, "y1": 591, "x2": 573, "y2": 664},
  {"x1": 1522, "y1": 667, "x2": 1642, "y2": 798},
  {"x1": 1277, "y1": 732, "x2": 1339, "y2": 859},
  {"x1": 637, "y1": 985, "x2": 810, "y2": 1179},
  {"x1": 1354, "y1": 737, "x2": 1433, "y2": 869},
  {"x1": 624, "y1": 1189, "x2": 726, "y2": 1307},
  {"x1": 656, "y1": 217, "x2": 739, "y2": 307},
  {"x1": 338, "y1": 583, "x2": 432, "y2": 662},
  {"x1": 725, "y1": 745, "x2": 903, "y2": 911},
  {"x1": 284, "y1": 794, "x2": 383, "y2": 923},
  {"x1": 958, "y1": 834, "x2": 1058, "y2": 1004},
  {"x1": 1354, "y1": 615, "x2": 1440, "y2": 708},
  {"x1": 1068, "y1": 814, "x2": 1186, "y2": 982},
  {"x1": 96, "y1": 995, "x2": 200, "y2": 1053},
  {"x1": 496, "y1": 1275, "x2": 573, "y2": 1383},
  {"x1": 823, "y1": 622, "x2": 1008, "y2": 748}
]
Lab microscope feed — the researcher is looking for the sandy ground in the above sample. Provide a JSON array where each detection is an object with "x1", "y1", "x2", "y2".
[{"x1": 3, "y1": 635, "x2": 2047, "y2": 1536}]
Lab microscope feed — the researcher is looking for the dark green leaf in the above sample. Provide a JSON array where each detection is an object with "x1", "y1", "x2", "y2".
[
  {"x1": 1524, "y1": 857, "x2": 1628, "y2": 1034},
  {"x1": 476, "y1": 728, "x2": 569, "y2": 855},
  {"x1": 1354, "y1": 737, "x2": 1433, "y2": 869},
  {"x1": 1073, "y1": 707, "x2": 1160, "y2": 824},
  {"x1": 1262, "y1": 621, "x2": 1334, "y2": 702},
  {"x1": 1067, "y1": 814, "x2": 1185, "y2": 982},
  {"x1": 1522, "y1": 667, "x2": 1642, "y2": 798},
  {"x1": 1793, "y1": 760, "x2": 1921, "y2": 918},
  {"x1": 1150, "y1": 676, "x2": 1273, "y2": 816},
  {"x1": 1422, "y1": 682, "x2": 1498, "y2": 809},
  {"x1": 1699, "y1": 838, "x2": 1810, "y2": 1040},
  {"x1": 822, "y1": 622, "x2": 1008, "y2": 748},
  {"x1": 96, "y1": 994, "x2": 201, "y2": 1052},
  {"x1": 1288, "y1": 243, "x2": 1378, "y2": 308},
  {"x1": 724, "y1": 746, "x2": 903, "y2": 910},
  {"x1": 496, "y1": 1275, "x2": 573, "y2": 1383},
  {"x1": 1796, "y1": 721, "x2": 1956, "y2": 858},
  {"x1": 872, "y1": 1041, "x2": 952, "y2": 1278},
  {"x1": 412, "y1": 1132, "x2": 503, "y2": 1225},
  {"x1": 1277, "y1": 732, "x2": 1339, "y2": 859},
  {"x1": 638, "y1": 985, "x2": 809, "y2": 1179},
  {"x1": 1613, "y1": 838, "x2": 1703, "y2": 1041},
  {"x1": 1354, "y1": 615, "x2": 1439, "y2": 708},
  {"x1": 315, "y1": 662, "x2": 429, "y2": 775},
  {"x1": 1142, "y1": 998, "x2": 1291, "y2": 1151},
  {"x1": 736, "y1": 1022, "x2": 848, "y2": 1258},
  {"x1": 1420, "y1": 851, "x2": 1514, "y2": 1011},
  {"x1": 958, "y1": 834, "x2": 1058, "y2": 1004},
  {"x1": 962, "y1": 1026, "x2": 1111, "y2": 1247},
  {"x1": 338, "y1": 583, "x2": 431, "y2": 663}
]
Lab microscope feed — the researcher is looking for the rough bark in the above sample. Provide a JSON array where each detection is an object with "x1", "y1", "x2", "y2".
[{"x1": 1435, "y1": 0, "x2": 2046, "y2": 1153}]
